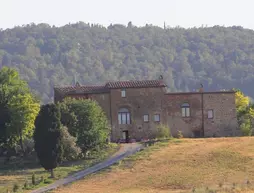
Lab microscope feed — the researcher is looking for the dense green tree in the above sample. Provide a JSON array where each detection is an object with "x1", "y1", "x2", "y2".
[
  {"x1": 0, "y1": 92, "x2": 11, "y2": 147},
  {"x1": 0, "y1": 67, "x2": 40, "y2": 152},
  {"x1": 61, "y1": 126, "x2": 81, "y2": 161},
  {"x1": 58, "y1": 98, "x2": 110, "y2": 154},
  {"x1": 1, "y1": 23, "x2": 254, "y2": 103},
  {"x1": 234, "y1": 89, "x2": 254, "y2": 135},
  {"x1": 34, "y1": 104, "x2": 63, "y2": 178},
  {"x1": 7, "y1": 93, "x2": 40, "y2": 153}
]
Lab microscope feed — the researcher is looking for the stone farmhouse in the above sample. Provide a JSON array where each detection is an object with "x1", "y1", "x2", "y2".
[{"x1": 54, "y1": 79, "x2": 240, "y2": 142}]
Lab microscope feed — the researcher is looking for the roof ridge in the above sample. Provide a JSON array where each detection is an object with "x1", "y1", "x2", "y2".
[
  {"x1": 105, "y1": 79, "x2": 166, "y2": 89},
  {"x1": 54, "y1": 84, "x2": 105, "y2": 88},
  {"x1": 106, "y1": 79, "x2": 158, "y2": 82},
  {"x1": 54, "y1": 79, "x2": 167, "y2": 95}
]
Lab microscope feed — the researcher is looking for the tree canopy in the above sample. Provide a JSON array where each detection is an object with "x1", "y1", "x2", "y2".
[
  {"x1": 0, "y1": 67, "x2": 40, "y2": 151},
  {"x1": 58, "y1": 98, "x2": 110, "y2": 153},
  {"x1": 0, "y1": 23, "x2": 254, "y2": 103},
  {"x1": 234, "y1": 89, "x2": 254, "y2": 136},
  {"x1": 34, "y1": 104, "x2": 63, "y2": 178}
]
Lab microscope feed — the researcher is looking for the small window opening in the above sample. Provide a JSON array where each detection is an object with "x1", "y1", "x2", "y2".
[
  {"x1": 208, "y1": 109, "x2": 214, "y2": 119},
  {"x1": 143, "y1": 114, "x2": 149, "y2": 122},
  {"x1": 181, "y1": 103, "x2": 190, "y2": 117},
  {"x1": 121, "y1": 89, "x2": 126, "y2": 97},
  {"x1": 154, "y1": 114, "x2": 160, "y2": 122}
]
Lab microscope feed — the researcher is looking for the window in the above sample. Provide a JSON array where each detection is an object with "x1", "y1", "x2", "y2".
[
  {"x1": 154, "y1": 114, "x2": 160, "y2": 122},
  {"x1": 208, "y1": 109, "x2": 214, "y2": 119},
  {"x1": 121, "y1": 89, "x2": 126, "y2": 97},
  {"x1": 181, "y1": 103, "x2": 190, "y2": 117},
  {"x1": 118, "y1": 108, "x2": 131, "y2": 124},
  {"x1": 143, "y1": 114, "x2": 149, "y2": 122}
]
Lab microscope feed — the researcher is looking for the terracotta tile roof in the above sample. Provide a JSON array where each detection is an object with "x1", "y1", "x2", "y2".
[
  {"x1": 105, "y1": 80, "x2": 167, "y2": 89},
  {"x1": 54, "y1": 79, "x2": 167, "y2": 96},
  {"x1": 165, "y1": 90, "x2": 235, "y2": 95},
  {"x1": 54, "y1": 85, "x2": 108, "y2": 95}
]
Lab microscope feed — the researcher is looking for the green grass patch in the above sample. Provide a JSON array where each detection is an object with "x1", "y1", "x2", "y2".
[{"x1": 0, "y1": 143, "x2": 119, "y2": 193}]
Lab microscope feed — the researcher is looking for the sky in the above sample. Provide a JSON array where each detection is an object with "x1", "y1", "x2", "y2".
[{"x1": 0, "y1": 0, "x2": 253, "y2": 30}]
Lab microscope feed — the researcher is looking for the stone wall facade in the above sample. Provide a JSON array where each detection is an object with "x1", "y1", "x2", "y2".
[
  {"x1": 109, "y1": 87, "x2": 166, "y2": 141},
  {"x1": 163, "y1": 92, "x2": 239, "y2": 138},
  {"x1": 163, "y1": 93, "x2": 203, "y2": 138},
  {"x1": 54, "y1": 80, "x2": 239, "y2": 142},
  {"x1": 203, "y1": 93, "x2": 240, "y2": 137}
]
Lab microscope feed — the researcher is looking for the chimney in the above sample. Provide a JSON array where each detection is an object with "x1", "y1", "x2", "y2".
[
  {"x1": 199, "y1": 83, "x2": 204, "y2": 92},
  {"x1": 75, "y1": 81, "x2": 81, "y2": 87}
]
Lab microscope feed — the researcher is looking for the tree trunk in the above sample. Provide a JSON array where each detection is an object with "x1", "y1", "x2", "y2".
[
  {"x1": 50, "y1": 169, "x2": 55, "y2": 178},
  {"x1": 19, "y1": 128, "x2": 25, "y2": 156}
]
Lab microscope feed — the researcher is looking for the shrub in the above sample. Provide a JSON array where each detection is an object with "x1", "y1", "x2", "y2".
[
  {"x1": 40, "y1": 176, "x2": 44, "y2": 183},
  {"x1": 177, "y1": 130, "x2": 183, "y2": 139},
  {"x1": 23, "y1": 138, "x2": 35, "y2": 154},
  {"x1": 156, "y1": 124, "x2": 171, "y2": 139},
  {"x1": 61, "y1": 126, "x2": 81, "y2": 161},
  {"x1": 240, "y1": 120, "x2": 252, "y2": 136},
  {"x1": 15, "y1": 138, "x2": 35, "y2": 155},
  {"x1": 43, "y1": 178, "x2": 53, "y2": 184},
  {"x1": 32, "y1": 173, "x2": 36, "y2": 185},
  {"x1": 13, "y1": 183, "x2": 19, "y2": 192},
  {"x1": 23, "y1": 181, "x2": 29, "y2": 189},
  {"x1": 58, "y1": 98, "x2": 110, "y2": 154}
]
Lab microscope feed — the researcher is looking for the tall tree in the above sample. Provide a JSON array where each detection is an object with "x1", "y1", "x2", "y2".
[
  {"x1": 2, "y1": 24, "x2": 254, "y2": 103},
  {"x1": 234, "y1": 89, "x2": 254, "y2": 135},
  {"x1": 235, "y1": 89, "x2": 250, "y2": 113},
  {"x1": 0, "y1": 67, "x2": 39, "y2": 151},
  {"x1": 34, "y1": 104, "x2": 63, "y2": 178},
  {"x1": 7, "y1": 93, "x2": 40, "y2": 154}
]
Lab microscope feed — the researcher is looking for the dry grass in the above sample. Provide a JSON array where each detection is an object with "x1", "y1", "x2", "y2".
[{"x1": 53, "y1": 137, "x2": 254, "y2": 193}]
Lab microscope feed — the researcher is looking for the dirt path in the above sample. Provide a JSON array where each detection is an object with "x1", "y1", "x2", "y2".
[{"x1": 29, "y1": 143, "x2": 143, "y2": 193}]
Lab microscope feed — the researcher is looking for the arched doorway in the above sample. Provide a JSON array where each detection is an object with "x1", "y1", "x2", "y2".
[
  {"x1": 118, "y1": 108, "x2": 131, "y2": 143},
  {"x1": 118, "y1": 108, "x2": 131, "y2": 125}
]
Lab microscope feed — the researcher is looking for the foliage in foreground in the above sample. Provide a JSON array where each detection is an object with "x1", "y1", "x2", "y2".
[
  {"x1": 34, "y1": 104, "x2": 64, "y2": 178},
  {"x1": 58, "y1": 98, "x2": 110, "y2": 154},
  {"x1": 0, "y1": 143, "x2": 119, "y2": 193},
  {"x1": 234, "y1": 89, "x2": 254, "y2": 135},
  {"x1": 0, "y1": 66, "x2": 40, "y2": 154},
  {"x1": 61, "y1": 126, "x2": 81, "y2": 161},
  {"x1": 156, "y1": 124, "x2": 171, "y2": 139}
]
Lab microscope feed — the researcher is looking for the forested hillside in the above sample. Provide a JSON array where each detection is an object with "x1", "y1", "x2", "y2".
[{"x1": 0, "y1": 22, "x2": 254, "y2": 103}]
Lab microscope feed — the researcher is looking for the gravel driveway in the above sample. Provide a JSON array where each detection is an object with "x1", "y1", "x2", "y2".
[{"x1": 29, "y1": 143, "x2": 143, "y2": 193}]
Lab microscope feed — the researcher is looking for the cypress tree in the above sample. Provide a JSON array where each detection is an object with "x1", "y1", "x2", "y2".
[{"x1": 34, "y1": 104, "x2": 63, "y2": 178}]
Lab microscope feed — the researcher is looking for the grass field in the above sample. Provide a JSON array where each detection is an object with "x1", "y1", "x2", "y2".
[
  {"x1": 0, "y1": 144, "x2": 119, "y2": 193},
  {"x1": 53, "y1": 137, "x2": 254, "y2": 193}
]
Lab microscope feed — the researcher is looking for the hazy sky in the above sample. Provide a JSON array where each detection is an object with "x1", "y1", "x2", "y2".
[{"x1": 0, "y1": 0, "x2": 253, "y2": 29}]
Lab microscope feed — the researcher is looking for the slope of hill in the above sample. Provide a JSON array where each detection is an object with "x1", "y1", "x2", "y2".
[
  {"x1": 53, "y1": 138, "x2": 254, "y2": 193},
  {"x1": 1, "y1": 23, "x2": 254, "y2": 103}
]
